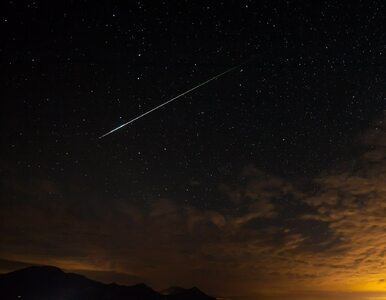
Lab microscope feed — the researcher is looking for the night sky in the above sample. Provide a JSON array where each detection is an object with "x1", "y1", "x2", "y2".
[{"x1": 1, "y1": 1, "x2": 386, "y2": 299}]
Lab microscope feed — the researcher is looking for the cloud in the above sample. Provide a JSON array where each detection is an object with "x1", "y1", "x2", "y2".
[
  {"x1": 294, "y1": 112, "x2": 386, "y2": 288},
  {"x1": 1, "y1": 112, "x2": 386, "y2": 298}
]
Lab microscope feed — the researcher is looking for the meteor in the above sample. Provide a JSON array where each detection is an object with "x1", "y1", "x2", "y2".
[{"x1": 99, "y1": 63, "x2": 243, "y2": 139}]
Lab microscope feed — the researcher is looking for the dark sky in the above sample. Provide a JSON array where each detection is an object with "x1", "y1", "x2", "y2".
[{"x1": 1, "y1": 1, "x2": 386, "y2": 299}]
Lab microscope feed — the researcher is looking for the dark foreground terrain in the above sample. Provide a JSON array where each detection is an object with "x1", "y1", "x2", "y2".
[{"x1": 0, "y1": 266, "x2": 216, "y2": 300}]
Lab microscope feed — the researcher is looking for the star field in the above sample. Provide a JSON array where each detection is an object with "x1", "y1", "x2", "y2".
[{"x1": 1, "y1": 1, "x2": 386, "y2": 299}]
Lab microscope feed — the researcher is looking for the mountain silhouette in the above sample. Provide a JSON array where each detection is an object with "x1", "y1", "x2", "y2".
[
  {"x1": 161, "y1": 286, "x2": 214, "y2": 300},
  {"x1": 0, "y1": 266, "x2": 216, "y2": 300}
]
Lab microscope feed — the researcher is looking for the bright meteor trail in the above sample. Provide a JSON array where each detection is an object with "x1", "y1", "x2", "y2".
[{"x1": 99, "y1": 63, "x2": 243, "y2": 139}]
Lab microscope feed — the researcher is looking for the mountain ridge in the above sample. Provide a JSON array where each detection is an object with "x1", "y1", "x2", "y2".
[{"x1": 0, "y1": 266, "x2": 216, "y2": 300}]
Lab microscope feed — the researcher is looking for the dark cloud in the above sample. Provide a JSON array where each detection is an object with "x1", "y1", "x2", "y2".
[{"x1": 1, "y1": 113, "x2": 386, "y2": 298}]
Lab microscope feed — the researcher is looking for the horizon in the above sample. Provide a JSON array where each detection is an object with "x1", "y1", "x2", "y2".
[{"x1": 4, "y1": 265, "x2": 386, "y2": 300}]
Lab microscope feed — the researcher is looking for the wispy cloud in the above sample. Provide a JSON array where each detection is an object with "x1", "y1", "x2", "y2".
[{"x1": 1, "y1": 113, "x2": 386, "y2": 298}]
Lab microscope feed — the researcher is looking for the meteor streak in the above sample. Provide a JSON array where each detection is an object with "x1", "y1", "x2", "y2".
[{"x1": 99, "y1": 63, "x2": 243, "y2": 139}]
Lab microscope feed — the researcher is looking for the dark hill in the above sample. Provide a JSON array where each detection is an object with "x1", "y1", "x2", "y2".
[
  {"x1": 161, "y1": 286, "x2": 215, "y2": 300},
  {"x1": 0, "y1": 266, "x2": 215, "y2": 300}
]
